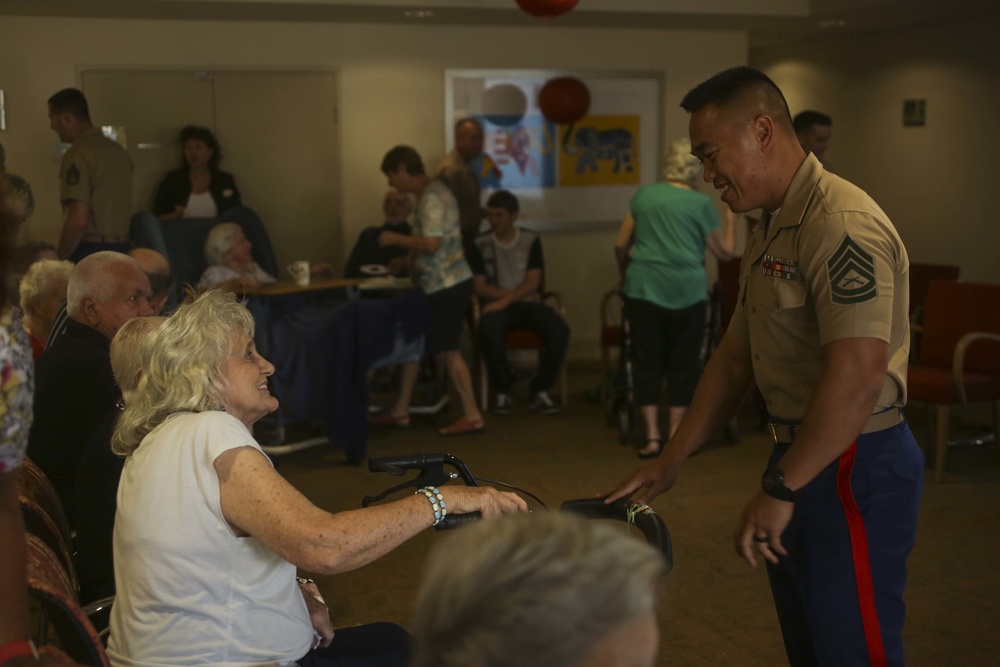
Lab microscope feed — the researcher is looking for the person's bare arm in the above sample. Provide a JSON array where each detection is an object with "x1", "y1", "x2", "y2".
[
  {"x1": 604, "y1": 330, "x2": 755, "y2": 504},
  {"x1": 614, "y1": 213, "x2": 636, "y2": 277},
  {"x1": 479, "y1": 269, "x2": 543, "y2": 314},
  {"x1": 734, "y1": 337, "x2": 888, "y2": 566},
  {"x1": 473, "y1": 274, "x2": 507, "y2": 302},
  {"x1": 56, "y1": 201, "x2": 90, "y2": 259},
  {"x1": 707, "y1": 209, "x2": 736, "y2": 261},
  {"x1": 157, "y1": 206, "x2": 185, "y2": 221},
  {"x1": 215, "y1": 447, "x2": 527, "y2": 574}
]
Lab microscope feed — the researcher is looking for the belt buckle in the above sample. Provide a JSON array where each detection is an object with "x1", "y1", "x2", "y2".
[{"x1": 769, "y1": 422, "x2": 780, "y2": 444}]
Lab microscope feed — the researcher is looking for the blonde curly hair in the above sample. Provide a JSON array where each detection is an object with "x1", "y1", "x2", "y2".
[{"x1": 111, "y1": 289, "x2": 254, "y2": 456}]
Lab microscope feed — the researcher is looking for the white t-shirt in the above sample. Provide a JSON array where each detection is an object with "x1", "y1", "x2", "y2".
[
  {"x1": 107, "y1": 411, "x2": 313, "y2": 667},
  {"x1": 185, "y1": 190, "x2": 218, "y2": 219}
]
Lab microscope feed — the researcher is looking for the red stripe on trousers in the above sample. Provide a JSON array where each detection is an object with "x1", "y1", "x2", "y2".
[{"x1": 836, "y1": 442, "x2": 888, "y2": 667}]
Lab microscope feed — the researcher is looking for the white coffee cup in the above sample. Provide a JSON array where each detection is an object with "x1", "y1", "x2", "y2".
[{"x1": 287, "y1": 260, "x2": 310, "y2": 286}]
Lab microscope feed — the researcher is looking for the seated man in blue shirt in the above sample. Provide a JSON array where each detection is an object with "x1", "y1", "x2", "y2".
[
  {"x1": 468, "y1": 190, "x2": 570, "y2": 415},
  {"x1": 344, "y1": 188, "x2": 413, "y2": 278}
]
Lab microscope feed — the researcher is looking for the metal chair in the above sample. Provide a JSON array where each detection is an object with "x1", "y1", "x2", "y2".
[
  {"x1": 599, "y1": 287, "x2": 625, "y2": 406},
  {"x1": 906, "y1": 280, "x2": 1000, "y2": 482},
  {"x1": 473, "y1": 292, "x2": 568, "y2": 411}
]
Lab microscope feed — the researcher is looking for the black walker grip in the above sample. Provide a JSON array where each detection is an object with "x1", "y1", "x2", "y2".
[
  {"x1": 560, "y1": 498, "x2": 673, "y2": 571},
  {"x1": 435, "y1": 511, "x2": 482, "y2": 531}
]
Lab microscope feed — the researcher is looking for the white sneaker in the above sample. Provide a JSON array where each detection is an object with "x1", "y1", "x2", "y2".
[
  {"x1": 528, "y1": 391, "x2": 560, "y2": 415},
  {"x1": 493, "y1": 393, "x2": 513, "y2": 415}
]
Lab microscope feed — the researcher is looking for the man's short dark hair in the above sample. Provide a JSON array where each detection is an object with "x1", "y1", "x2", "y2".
[
  {"x1": 47, "y1": 88, "x2": 91, "y2": 122},
  {"x1": 793, "y1": 110, "x2": 832, "y2": 135},
  {"x1": 454, "y1": 117, "x2": 483, "y2": 134},
  {"x1": 486, "y1": 190, "x2": 519, "y2": 214},
  {"x1": 680, "y1": 66, "x2": 793, "y2": 129},
  {"x1": 381, "y1": 145, "x2": 425, "y2": 176}
]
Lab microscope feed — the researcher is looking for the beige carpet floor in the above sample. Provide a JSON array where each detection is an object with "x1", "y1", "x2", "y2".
[{"x1": 275, "y1": 370, "x2": 1000, "y2": 667}]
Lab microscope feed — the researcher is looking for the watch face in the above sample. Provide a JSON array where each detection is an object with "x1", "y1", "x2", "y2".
[{"x1": 761, "y1": 468, "x2": 793, "y2": 501}]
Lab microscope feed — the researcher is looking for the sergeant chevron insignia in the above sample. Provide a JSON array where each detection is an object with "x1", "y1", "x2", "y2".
[
  {"x1": 66, "y1": 163, "x2": 80, "y2": 186},
  {"x1": 827, "y1": 235, "x2": 876, "y2": 304}
]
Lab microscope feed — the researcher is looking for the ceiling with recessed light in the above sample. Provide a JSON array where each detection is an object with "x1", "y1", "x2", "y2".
[{"x1": 0, "y1": 0, "x2": 994, "y2": 48}]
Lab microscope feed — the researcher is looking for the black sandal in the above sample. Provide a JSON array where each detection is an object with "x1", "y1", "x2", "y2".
[{"x1": 638, "y1": 438, "x2": 663, "y2": 459}]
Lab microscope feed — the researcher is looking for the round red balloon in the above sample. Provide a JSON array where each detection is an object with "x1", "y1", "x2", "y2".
[
  {"x1": 538, "y1": 76, "x2": 591, "y2": 125},
  {"x1": 515, "y1": 0, "x2": 579, "y2": 18}
]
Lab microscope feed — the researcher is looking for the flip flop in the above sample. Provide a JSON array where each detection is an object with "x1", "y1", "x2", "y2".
[
  {"x1": 439, "y1": 419, "x2": 486, "y2": 436},
  {"x1": 638, "y1": 438, "x2": 663, "y2": 459}
]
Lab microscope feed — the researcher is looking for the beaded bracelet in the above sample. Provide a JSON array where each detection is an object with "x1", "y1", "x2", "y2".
[{"x1": 417, "y1": 486, "x2": 447, "y2": 526}]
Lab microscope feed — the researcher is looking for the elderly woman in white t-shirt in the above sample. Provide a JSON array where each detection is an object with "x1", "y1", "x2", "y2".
[
  {"x1": 106, "y1": 289, "x2": 526, "y2": 667},
  {"x1": 198, "y1": 222, "x2": 276, "y2": 291}
]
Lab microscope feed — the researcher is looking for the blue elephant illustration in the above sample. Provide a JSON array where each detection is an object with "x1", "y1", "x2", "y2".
[{"x1": 561, "y1": 123, "x2": 635, "y2": 174}]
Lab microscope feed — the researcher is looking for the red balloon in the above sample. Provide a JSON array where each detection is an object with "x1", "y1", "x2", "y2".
[
  {"x1": 515, "y1": 0, "x2": 579, "y2": 18},
  {"x1": 538, "y1": 76, "x2": 591, "y2": 125}
]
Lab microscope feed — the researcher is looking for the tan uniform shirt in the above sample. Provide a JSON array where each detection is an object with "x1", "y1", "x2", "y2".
[
  {"x1": 728, "y1": 154, "x2": 909, "y2": 421},
  {"x1": 435, "y1": 149, "x2": 482, "y2": 237},
  {"x1": 59, "y1": 127, "x2": 133, "y2": 240}
]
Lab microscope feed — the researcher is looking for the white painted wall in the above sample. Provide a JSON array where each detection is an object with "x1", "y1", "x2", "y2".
[
  {"x1": 0, "y1": 16, "x2": 746, "y2": 359},
  {"x1": 753, "y1": 12, "x2": 1000, "y2": 284}
]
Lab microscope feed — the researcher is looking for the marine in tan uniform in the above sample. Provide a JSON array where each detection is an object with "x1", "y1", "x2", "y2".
[
  {"x1": 607, "y1": 67, "x2": 922, "y2": 667},
  {"x1": 435, "y1": 117, "x2": 485, "y2": 239},
  {"x1": 48, "y1": 88, "x2": 133, "y2": 261}
]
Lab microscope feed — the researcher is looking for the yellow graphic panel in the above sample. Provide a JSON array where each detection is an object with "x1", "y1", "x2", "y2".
[{"x1": 557, "y1": 115, "x2": 640, "y2": 187}]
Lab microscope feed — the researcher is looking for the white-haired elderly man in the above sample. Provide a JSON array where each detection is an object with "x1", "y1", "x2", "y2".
[{"x1": 27, "y1": 251, "x2": 152, "y2": 526}]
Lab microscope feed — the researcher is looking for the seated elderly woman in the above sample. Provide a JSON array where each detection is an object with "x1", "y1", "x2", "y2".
[
  {"x1": 411, "y1": 512, "x2": 668, "y2": 667},
  {"x1": 199, "y1": 222, "x2": 333, "y2": 291},
  {"x1": 107, "y1": 289, "x2": 526, "y2": 667},
  {"x1": 18, "y1": 259, "x2": 74, "y2": 358},
  {"x1": 198, "y1": 221, "x2": 275, "y2": 291}
]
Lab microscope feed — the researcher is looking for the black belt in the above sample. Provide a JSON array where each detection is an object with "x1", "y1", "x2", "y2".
[{"x1": 769, "y1": 408, "x2": 903, "y2": 444}]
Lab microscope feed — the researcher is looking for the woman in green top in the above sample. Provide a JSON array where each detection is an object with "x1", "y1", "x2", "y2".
[{"x1": 614, "y1": 139, "x2": 734, "y2": 458}]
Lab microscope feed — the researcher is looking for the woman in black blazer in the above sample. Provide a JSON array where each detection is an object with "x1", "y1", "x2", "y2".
[{"x1": 153, "y1": 125, "x2": 242, "y2": 219}]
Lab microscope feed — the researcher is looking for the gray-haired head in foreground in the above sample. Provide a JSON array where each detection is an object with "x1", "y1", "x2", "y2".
[
  {"x1": 111, "y1": 289, "x2": 254, "y2": 456},
  {"x1": 663, "y1": 137, "x2": 703, "y2": 188},
  {"x1": 410, "y1": 512, "x2": 667, "y2": 667},
  {"x1": 66, "y1": 251, "x2": 142, "y2": 317}
]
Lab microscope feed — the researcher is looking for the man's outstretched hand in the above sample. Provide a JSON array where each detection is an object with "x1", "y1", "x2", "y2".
[{"x1": 600, "y1": 457, "x2": 681, "y2": 505}]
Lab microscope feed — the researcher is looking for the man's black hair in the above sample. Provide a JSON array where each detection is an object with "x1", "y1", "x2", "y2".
[
  {"x1": 47, "y1": 88, "x2": 91, "y2": 122},
  {"x1": 680, "y1": 66, "x2": 792, "y2": 127},
  {"x1": 485, "y1": 190, "x2": 519, "y2": 214},
  {"x1": 454, "y1": 117, "x2": 484, "y2": 134},
  {"x1": 793, "y1": 110, "x2": 832, "y2": 135},
  {"x1": 381, "y1": 145, "x2": 425, "y2": 176}
]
